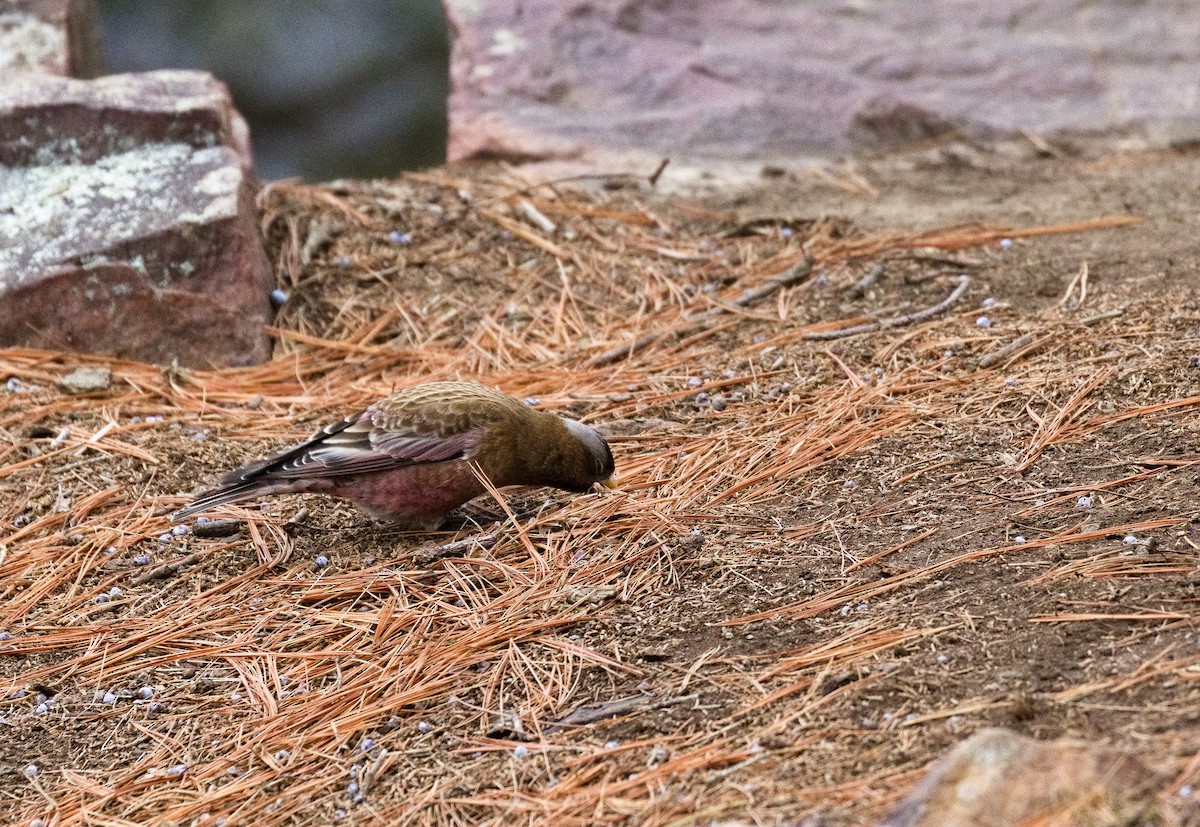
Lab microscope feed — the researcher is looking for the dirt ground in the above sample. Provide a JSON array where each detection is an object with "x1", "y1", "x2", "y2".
[{"x1": 3, "y1": 133, "x2": 1200, "y2": 826}]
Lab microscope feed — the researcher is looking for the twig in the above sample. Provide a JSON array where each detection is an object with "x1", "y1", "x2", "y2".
[
  {"x1": 191, "y1": 519, "x2": 244, "y2": 538},
  {"x1": 648, "y1": 158, "x2": 670, "y2": 187},
  {"x1": 847, "y1": 264, "x2": 884, "y2": 297},
  {"x1": 413, "y1": 533, "x2": 498, "y2": 565},
  {"x1": 1080, "y1": 305, "x2": 1126, "y2": 326},
  {"x1": 803, "y1": 274, "x2": 970, "y2": 341},
  {"x1": 978, "y1": 331, "x2": 1039, "y2": 368},
  {"x1": 130, "y1": 553, "x2": 200, "y2": 585},
  {"x1": 543, "y1": 693, "x2": 698, "y2": 734}
]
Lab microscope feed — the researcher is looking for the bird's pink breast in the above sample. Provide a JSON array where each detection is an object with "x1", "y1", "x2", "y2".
[{"x1": 327, "y1": 462, "x2": 486, "y2": 524}]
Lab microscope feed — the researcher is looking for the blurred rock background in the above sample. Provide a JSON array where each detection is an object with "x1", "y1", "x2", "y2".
[{"x1": 96, "y1": 0, "x2": 450, "y2": 181}]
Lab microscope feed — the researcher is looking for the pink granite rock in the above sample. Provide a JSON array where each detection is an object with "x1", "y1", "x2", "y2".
[
  {"x1": 0, "y1": 70, "x2": 273, "y2": 367},
  {"x1": 447, "y1": 0, "x2": 1200, "y2": 163},
  {"x1": 878, "y1": 728, "x2": 1159, "y2": 827},
  {"x1": 0, "y1": 0, "x2": 106, "y2": 78}
]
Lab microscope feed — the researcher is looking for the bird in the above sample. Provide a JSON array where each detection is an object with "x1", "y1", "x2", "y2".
[{"x1": 173, "y1": 381, "x2": 616, "y2": 529}]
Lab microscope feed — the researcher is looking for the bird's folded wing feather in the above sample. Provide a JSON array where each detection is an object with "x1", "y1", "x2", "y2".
[{"x1": 218, "y1": 408, "x2": 486, "y2": 484}]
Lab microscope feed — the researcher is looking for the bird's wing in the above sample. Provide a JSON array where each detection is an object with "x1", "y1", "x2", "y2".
[{"x1": 217, "y1": 406, "x2": 490, "y2": 485}]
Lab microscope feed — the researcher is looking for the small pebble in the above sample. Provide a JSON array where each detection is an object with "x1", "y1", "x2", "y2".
[
  {"x1": 274, "y1": 749, "x2": 290, "y2": 762},
  {"x1": 687, "y1": 376, "x2": 702, "y2": 388},
  {"x1": 1123, "y1": 535, "x2": 1139, "y2": 545},
  {"x1": 5, "y1": 377, "x2": 22, "y2": 392},
  {"x1": 171, "y1": 525, "x2": 189, "y2": 537},
  {"x1": 1034, "y1": 499, "x2": 1046, "y2": 506},
  {"x1": 0, "y1": 631, "x2": 9, "y2": 642},
  {"x1": 167, "y1": 764, "x2": 186, "y2": 777},
  {"x1": 710, "y1": 395, "x2": 727, "y2": 412},
  {"x1": 158, "y1": 533, "x2": 173, "y2": 543},
  {"x1": 148, "y1": 702, "x2": 165, "y2": 714},
  {"x1": 843, "y1": 479, "x2": 858, "y2": 490},
  {"x1": 936, "y1": 654, "x2": 949, "y2": 664},
  {"x1": 523, "y1": 396, "x2": 538, "y2": 407},
  {"x1": 359, "y1": 738, "x2": 375, "y2": 752},
  {"x1": 102, "y1": 692, "x2": 117, "y2": 704},
  {"x1": 417, "y1": 720, "x2": 432, "y2": 733},
  {"x1": 513, "y1": 744, "x2": 529, "y2": 759},
  {"x1": 13, "y1": 514, "x2": 31, "y2": 527},
  {"x1": 388, "y1": 230, "x2": 413, "y2": 245},
  {"x1": 1014, "y1": 536, "x2": 1027, "y2": 544},
  {"x1": 976, "y1": 316, "x2": 992, "y2": 328},
  {"x1": 35, "y1": 703, "x2": 49, "y2": 714},
  {"x1": 137, "y1": 686, "x2": 154, "y2": 700},
  {"x1": 133, "y1": 554, "x2": 150, "y2": 566},
  {"x1": 981, "y1": 297, "x2": 997, "y2": 308},
  {"x1": 108, "y1": 586, "x2": 123, "y2": 598},
  {"x1": 333, "y1": 809, "x2": 347, "y2": 820},
  {"x1": 231, "y1": 692, "x2": 243, "y2": 702},
  {"x1": 195, "y1": 516, "x2": 211, "y2": 525},
  {"x1": 24, "y1": 764, "x2": 38, "y2": 777},
  {"x1": 1180, "y1": 785, "x2": 1194, "y2": 799},
  {"x1": 347, "y1": 780, "x2": 361, "y2": 798},
  {"x1": 1076, "y1": 495, "x2": 1093, "y2": 509},
  {"x1": 269, "y1": 289, "x2": 289, "y2": 307},
  {"x1": 604, "y1": 740, "x2": 621, "y2": 750},
  {"x1": 999, "y1": 237, "x2": 1014, "y2": 250},
  {"x1": 11, "y1": 688, "x2": 26, "y2": 698},
  {"x1": 145, "y1": 415, "x2": 164, "y2": 423},
  {"x1": 313, "y1": 555, "x2": 330, "y2": 569},
  {"x1": 93, "y1": 594, "x2": 110, "y2": 605},
  {"x1": 336, "y1": 255, "x2": 351, "y2": 267},
  {"x1": 780, "y1": 226, "x2": 794, "y2": 238}
]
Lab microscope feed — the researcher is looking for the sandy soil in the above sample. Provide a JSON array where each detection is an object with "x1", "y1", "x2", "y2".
[{"x1": 2, "y1": 134, "x2": 1200, "y2": 826}]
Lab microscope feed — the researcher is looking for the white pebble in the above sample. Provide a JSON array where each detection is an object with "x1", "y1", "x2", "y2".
[
  {"x1": 999, "y1": 237, "x2": 1014, "y2": 250},
  {"x1": 1014, "y1": 536, "x2": 1027, "y2": 544},
  {"x1": 976, "y1": 316, "x2": 992, "y2": 328},
  {"x1": 1180, "y1": 785, "x2": 1194, "y2": 799},
  {"x1": 604, "y1": 740, "x2": 621, "y2": 750},
  {"x1": 274, "y1": 749, "x2": 290, "y2": 761},
  {"x1": 981, "y1": 297, "x2": 997, "y2": 308},
  {"x1": 102, "y1": 692, "x2": 117, "y2": 704},
  {"x1": 5, "y1": 377, "x2": 22, "y2": 392},
  {"x1": 0, "y1": 630, "x2": 9, "y2": 641},
  {"x1": 313, "y1": 555, "x2": 330, "y2": 569},
  {"x1": 1123, "y1": 535, "x2": 1138, "y2": 545},
  {"x1": 167, "y1": 764, "x2": 186, "y2": 777},
  {"x1": 417, "y1": 720, "x2": 432, "y2": 733},
  {"x1": 109, "y1": 586, "x2": 123, "y2": 597},
  {"x1": 171, "y1": 524, "x2": 189, "y2": 536},
  {"x1": 1076, "y1": 495, "x2": 1093, "y2": 509},
  {"x1": 138, "y1": 686, "x2": 154, "y2": 700},
  {"x1": 513, "y1": 744, "x2": 529, "y2": 759},
  {"x1": 842, "y1": 479, "x2": 858, "y2": 490},
  {"x1": 24, "y1": 764, "x2": 38, "y2": 777}
]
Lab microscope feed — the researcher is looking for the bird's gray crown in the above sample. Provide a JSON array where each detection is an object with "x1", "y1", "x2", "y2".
[{"x1": 563, "y1": 418, "x2": 614, "y2": 477}]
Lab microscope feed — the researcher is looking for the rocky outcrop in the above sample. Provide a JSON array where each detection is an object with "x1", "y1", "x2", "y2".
[{"x1": 0, "y1": 71, "x2": 273, "y2": 367}]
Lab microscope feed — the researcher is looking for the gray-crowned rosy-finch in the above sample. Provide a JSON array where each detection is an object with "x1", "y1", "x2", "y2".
[{"x1": 173, "y1": 381, "x2": 616, "y2": 529}]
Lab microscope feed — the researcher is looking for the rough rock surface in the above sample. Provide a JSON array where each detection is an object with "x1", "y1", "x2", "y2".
[
  {"x1": 0, "y1": 0, "x2": 106, "y2": 78},
  {"x1": 878, "y1": 728, "x2": 1160, "y2": 827},
  {"x1": 0, "y1": 70, "x2": 272, "y2": 367},
  {"x1": 448, "y1": 0, "x2": 1200, "y2": 163}
]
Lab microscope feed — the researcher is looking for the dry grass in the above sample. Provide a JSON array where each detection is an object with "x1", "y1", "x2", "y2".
[{"x1": 2, "y1": 165, "x2": 1199, "y2": 826}]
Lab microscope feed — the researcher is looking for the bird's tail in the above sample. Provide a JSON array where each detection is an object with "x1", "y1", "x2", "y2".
[{"x1": 171, "y1": 481, "x2": 289, "y2": 522}]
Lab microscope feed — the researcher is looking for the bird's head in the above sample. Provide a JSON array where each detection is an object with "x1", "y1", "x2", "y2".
[{"x1": 560, "y1": 418, "x2": 617, "y2": 492}]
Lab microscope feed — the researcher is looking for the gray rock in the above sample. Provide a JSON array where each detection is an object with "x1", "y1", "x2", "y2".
[{"x1": 57, "y1": 365, "x2": 112, "y2": 393}]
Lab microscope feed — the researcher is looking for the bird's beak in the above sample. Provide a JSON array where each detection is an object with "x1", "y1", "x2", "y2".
[{"x1": 600, "y1": 476, "x2": 618, "y2": 490}]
